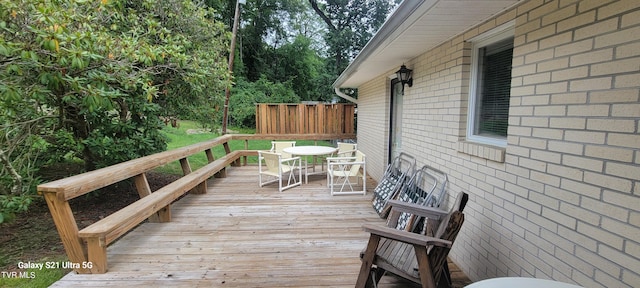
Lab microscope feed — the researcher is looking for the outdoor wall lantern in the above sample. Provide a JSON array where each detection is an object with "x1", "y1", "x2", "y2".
[{"x1": 396, "y1": 64, "x2": 413, "y2": 92}]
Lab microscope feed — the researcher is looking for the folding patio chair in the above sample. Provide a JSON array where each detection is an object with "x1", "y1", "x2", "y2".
[
  {"x1": 270, "y1": 141, "x2": 296, "y2": 158},
  {"x1": 258, "y1": 151, "x2": 302, "y2": 192},
  {"x1": 326, "y1": 150, "x2": 366, "y2": 195},
  {"x1": 371, "y1": 152, "x2": 416, "y2": 218},
  {"x1": 394, "y1": 165, "x2": 449, "y2": 234}
]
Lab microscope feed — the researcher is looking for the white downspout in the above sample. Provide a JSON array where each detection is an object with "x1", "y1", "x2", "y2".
[{"x1": 334, "y1": 87, "x2": 358, "y2": 104}]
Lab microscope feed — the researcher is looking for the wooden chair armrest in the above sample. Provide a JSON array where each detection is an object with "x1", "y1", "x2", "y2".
[
  {"x1": 362, "y1": 223, "x2": 452, "y2": 248},
  {"x1": 387, "y1": 199, "x2": 448, "y2": 220}
]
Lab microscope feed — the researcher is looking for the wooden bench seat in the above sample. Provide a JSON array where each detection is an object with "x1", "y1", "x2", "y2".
[{"x1": 77, "y1": 150, "x2": 255, "y2": 273}]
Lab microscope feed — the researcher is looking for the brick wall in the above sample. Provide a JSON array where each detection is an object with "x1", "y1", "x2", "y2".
[
  {"x1": 356, "y1": 75, "x2": 391, "y2": 181},
  {"x1": 355, "y1": 0, "x2": 639, "y2": 286}
]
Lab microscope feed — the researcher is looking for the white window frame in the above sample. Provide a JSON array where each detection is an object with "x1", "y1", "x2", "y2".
[{"x1": 466, "y1": 21, "x2": 515, "y2": 147}]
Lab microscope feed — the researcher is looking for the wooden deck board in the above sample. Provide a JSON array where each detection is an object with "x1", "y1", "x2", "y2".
[{"x1": 51, "y1": 166, "x2": 471, "y2": 287}]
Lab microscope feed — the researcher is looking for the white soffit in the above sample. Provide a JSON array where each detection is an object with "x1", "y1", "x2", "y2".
[{"x1": 334, "y1": 0, "x2": 522, "y2": 88}]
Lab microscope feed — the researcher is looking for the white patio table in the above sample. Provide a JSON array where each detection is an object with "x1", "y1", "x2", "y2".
[
  {"x1": 283, "y1": 146, "x2": 338, "y2": 183},
  {"x1": 465, "y1": 277, "x2": 584, "y2": 288}
]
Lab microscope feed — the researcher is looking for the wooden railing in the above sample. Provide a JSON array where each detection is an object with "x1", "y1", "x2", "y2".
[
  {"x1": 255, "y1": 103, "x2": 356, "y2": 136},
  {"x1": 38, "y1": 134, "x2": 353, "y2": 274}
]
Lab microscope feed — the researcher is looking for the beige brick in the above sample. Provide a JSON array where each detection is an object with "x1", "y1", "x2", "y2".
[
  {"x1": 516, "y1": 14, "x2": 539, "y2": 34},
  {"x1": 542, "y1": 207, "x2": 576, "y2": 228},
  {"x1": 560, "y1": 178, "x2": 602, "y2": 198},
  {"x1": 517, "y1": 0, "x2": 545, "y2": 15},
  {"x1": 527, "y1": 25, "x2": 558, "y2": 43},
  {"x1": 584, "y1": 171, "x2": 633, "y2": 192},
  {"x1": 510, "y1": 105, "x2": 534, "y2": 116},
  {"x1": 563, "y1": 154, "x2": 604, "y2": 172},
  {"x1": 600, "y1": 222, "x2": 640, "y2": 257},
  {"x1": 587, "y1": 119, "x2": 636, "y2": 132},
  {"x1": 569, "y1": 48, "x2": 613, "y2": 66},
  {"x1": 612, "y1": 104, "x2": 640, "y2": 117},
  {"x1": 623, "y1": 270, "x2": 640, "y2": 287},
  {"x1": 560, "y1": 203, "x2": 602, "y2": 228},
  {"x1": 538, "y1": 57, "x2": 570, "y2": 72},
  {"x1": 542, "y1": 4, "x2": 577, "y2": 27},
  {"x1": 589, "y1": 89, "x2": 639, "y2": 103},
  {"x1": 512, "y1": 85, "x2": 536, "y2": 97},
  {"x1": 522, "y1": 95, "x2": 551, "y2": 105},
  {"x1": 532, "y1": 128, "x2": 564, "y2": 140},
  {"x1": 519, "y1": 137, "x2": 547, "y2": 149},
  {"x1": 521, "y1": 116, "x2": 549, "y2": 127},
  {"x1": 586, "y1": 145, "x2": 635, "y2": 162},
  {"x1": 550, "y1": 92, "x2": 587, "y2": 104},
  {"x1": 512, "y1": 63, "x2": 537, "y2": 77},
  {"x1": 530, "y1": 1, "x2": 559, "y2": 20},
  {"x1": 549, "y1": 117, "x2": 586, "y2": 129},
  {"x1": 523, "y1": 72, "x2": 552, "y2": 86},
  {"x1": 536, "y1": 82, "x2": 568, "y2": 94},
  {"x1": 597, "y1": 0, "x2": 640, "y2": 20},
  {"x1": 549, "y1": 140, "x2": 584, "y2": 154},
  {"x1": 621, "y1": 8, "x2": 640, "y2": 27},
  {"x1": 496, "y1": 8, "x2": 517, "y2": 26},
  {"x1": 520, "y1": 157, "x2": 547, "y2": 172},
  {"x1": 557, "y1": 10, "x2": 596, "y2": 32},
  {"x1": 534, "y1": 105, "x2": 566, "y2": 116},
  {"x1": 578, "y1": 0, "x2": 616, "y2": 13},
  {"x1": 595, "y1": 26, "x2": 640, "y2": 49},
  {"x1": 575, "y1": 17, "x2": 619, "y2": 41},
  {"x1": 555, "y1": 39, "x2": 594, "y2": 57},
  {"x1": 564, "y1": 130, "x2": 606, "y2": 144},
  {"x1": 525, "y1": 49, "x2": 555, "y2": 64},
  {"x1": 478, "y1": 19, "x2": 497, "y2": 35},
  {"x1": 531, "y1": 149, "x2": 561, "y2": 163},
  {"x1": 584, "y1": 194, "x2": 630, "y2": 222},
  {"x1": 567, "y1": 104, "x2": 610, "y2": 116},
  {"x1": 551, "y1": 66, "x2": 589, "y2": 81},
  {"x1": 514, "y1": 41, "x2": 540, "y2": 57},
  {"x1": 614, "y1": 73, "x2": 640, "y2": 88},
  {"x1": 616, "y1": 41, "x2": 640, "y2": 58},
  {"x1": 576, "y1": 222, "x2": 624, "y2": 249},
  {"x1": 570, "y1": 77, "x2": 612, "y2": 92},
  {"x1": 607, "y1": 133, "x2": 640, "y2": 149},
  {"x1": 546, "y1": 186, "x2": 580, "y2": 204},
  {"x1": 591, "y1": 58, "x2": 640, "y2": 76},
  {"x1": 534, "y1": 32, "x2": 573, "y2": 50},
  {"x1": 606, "y1": 162, "x2": 640, "y2": 179}
]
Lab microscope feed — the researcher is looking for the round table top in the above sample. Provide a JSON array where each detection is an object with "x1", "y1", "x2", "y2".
[
  {"x1": 465, "y1": 277, "x2": 583, "y2": 288},
  {"x1": 283, "y1": 146, "x2": 337, "y2": 156}
]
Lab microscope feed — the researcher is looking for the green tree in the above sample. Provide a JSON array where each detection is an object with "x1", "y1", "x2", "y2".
[
  {"x1": 0, "y1": 0, "x2": 230, "y2": 218},
  {"x1": 308, "y1": 0, "x2": 399, "y2": 75}
]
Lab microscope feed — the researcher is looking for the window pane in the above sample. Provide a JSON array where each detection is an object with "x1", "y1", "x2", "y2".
[{"x1": 478, "y1": 40, "x2": 513, "y2": 137}]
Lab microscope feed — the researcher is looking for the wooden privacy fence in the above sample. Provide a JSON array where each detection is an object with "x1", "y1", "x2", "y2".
[{"x1": 256, "y1": 103, "x2": 355, "y2": 136}]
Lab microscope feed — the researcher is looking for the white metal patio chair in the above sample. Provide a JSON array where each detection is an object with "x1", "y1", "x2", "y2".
[
  {"x1": 326, "y1": 150, "x2": 366, "y2": 196},
  {"x1": 270, "y1": 141, "x2": 296, "y2": 158},
  {"x1": 258, "y1": 151, "x2": 302, "y2": 192}
]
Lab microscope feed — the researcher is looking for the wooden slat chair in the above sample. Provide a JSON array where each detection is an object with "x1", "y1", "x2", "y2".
[
  {"x1": 357, "y1": 192, "x2": 469, "y2": 288},
  {"x1": 258, "y1": 151, "x2": 302, "y2": 192},
  {"x1": 326, "y1": 150, "x2": 366, "y2": 195},
  {"x1": 372, "y1": 152, "x2": 416, "y2": 218}
]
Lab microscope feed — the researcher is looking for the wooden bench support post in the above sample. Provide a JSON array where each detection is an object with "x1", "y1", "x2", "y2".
[
  {"x1": 355, "y1": 234, "x2": 381, "y2": 288},
  {"x1": 134, "y1": 173, "x2": 161, "y2": 222},
  {"x1": 180, "y1": 158, "x2": 207, "y2": 194},
  {"x1": 86, "y1": 237, "x2": 107, "y2": 274},
  {"x1": 43, "y1": 193, "x2": 91, "y2": 274}
]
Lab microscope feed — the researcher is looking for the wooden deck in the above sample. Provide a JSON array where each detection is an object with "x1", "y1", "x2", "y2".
[{"x1": 51, "y1": 166, "x2": 471, "y2": 287}]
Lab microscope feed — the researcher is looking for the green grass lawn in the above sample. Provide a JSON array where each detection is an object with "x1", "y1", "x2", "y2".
[{"x1": 155, "y1": 121, "x2": 332, "y2": 174}]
